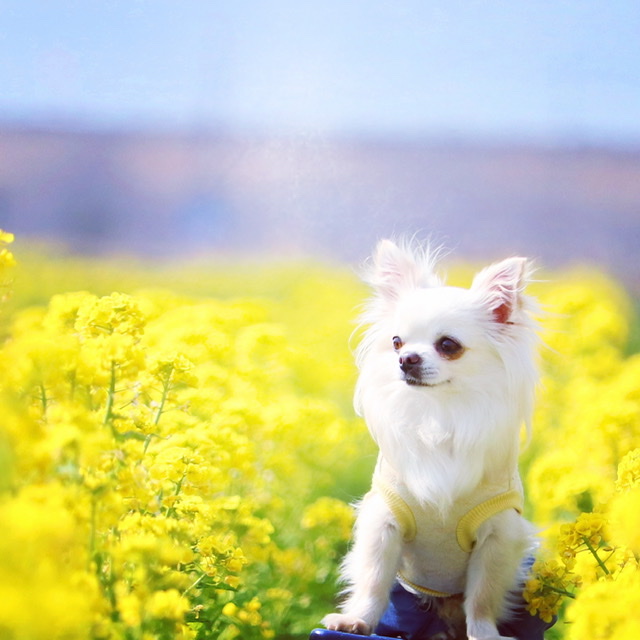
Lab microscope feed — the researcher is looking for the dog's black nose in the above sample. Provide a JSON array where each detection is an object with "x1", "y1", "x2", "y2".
[{"x1": 399, "y1": 352, "x2": 422, "y2": 374}]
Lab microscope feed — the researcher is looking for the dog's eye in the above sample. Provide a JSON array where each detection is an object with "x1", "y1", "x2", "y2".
[
  {"x1": 435, "y1": 336, "x2": 464, "y2": 360},
  {"x1": 392, "y1": 336, "x2": 404, "y2": 351}
]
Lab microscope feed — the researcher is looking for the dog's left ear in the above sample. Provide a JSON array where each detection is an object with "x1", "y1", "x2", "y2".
[
  {"x1": 471, "y1": 257, "x2": 528, "y2": 324},
  {"x1": 368, "y1": 239, "x2": 441, "y2": 302}
]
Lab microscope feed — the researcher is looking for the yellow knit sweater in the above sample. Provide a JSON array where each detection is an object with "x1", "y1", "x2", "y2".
[{"x1": 372, "y1": 459, "x2": 523, "y2": 597}]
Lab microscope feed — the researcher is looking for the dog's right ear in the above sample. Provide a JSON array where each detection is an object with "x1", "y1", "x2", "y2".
[{"x1": 367, "y1": 239, "x2": 441, "y2": 302}]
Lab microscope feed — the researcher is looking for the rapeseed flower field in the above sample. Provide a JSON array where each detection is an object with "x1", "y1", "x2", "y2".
[{"x1": 0, "y1": 232, "x2": 638, "y2": 640}]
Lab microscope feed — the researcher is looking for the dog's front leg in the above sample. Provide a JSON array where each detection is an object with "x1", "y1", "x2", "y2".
[
  {"x1": 464, "y1": 509, "x2": 531, "y2": 640},
  {"x1": 323, "y1": 490, "x2": 402, "y2": 635}
]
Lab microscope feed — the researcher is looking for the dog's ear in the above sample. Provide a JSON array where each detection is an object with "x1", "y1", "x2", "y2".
[
  {"x1": 368, "y1": 239, "x2": 441, "y2": 301},
  {"x1": 471, "y1": 257, "x2": 528, "y2": 324}
]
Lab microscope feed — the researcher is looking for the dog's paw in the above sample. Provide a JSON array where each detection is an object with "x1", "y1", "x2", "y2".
[{"x1": 322, "y1": 613, "x2": 372, "y2": 635}]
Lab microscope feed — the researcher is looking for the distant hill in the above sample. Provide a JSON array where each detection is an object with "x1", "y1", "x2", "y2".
[{"x1": 1, "y1": 124, "x2": 639, "y2": 291}]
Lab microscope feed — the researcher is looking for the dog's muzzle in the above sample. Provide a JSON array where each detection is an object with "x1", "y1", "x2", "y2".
[
  {"x1": 399, "y1": 353, "x2": 444, "y2": 387},
  {"x1": 400, "y1": 352, "x2": 426, "y2": 385}
]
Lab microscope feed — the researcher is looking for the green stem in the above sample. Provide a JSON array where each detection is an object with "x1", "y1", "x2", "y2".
[
  {"x1": 89, "y1": 494, "x2": 97, "y2": 569},
  {"x1": 154, "y1": 365, "x2": 174, "y2": 426},
  {"x1": 165, "y1": 470, "x2": 187, "y2": 517},
  {"x1": 67, "y1": 370, "x2": 77, "y2": 402},
  {"x1": 143, "y1": 433, "x2": 153, "y2": 455},
  {"x1": 182, "y1": 572, "x2": 206, "y2": 597},
  {"x1": 174, "y1": 471, "x2": 185, "y2": 496},
  {"x1": 582, "y1": 536, "x2": 610, "y2": 575},
  {"x1": 39, "y1": 382, "x2": 48, "y2": 413},
  {"x1": 541, "y1": 583, "x2": 577, "y2": 599},
  {"x1": 103, "y1": 361, "x2": 121, "y2": 441}
]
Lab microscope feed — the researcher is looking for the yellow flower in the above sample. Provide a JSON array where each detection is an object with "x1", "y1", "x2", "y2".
[
  {"x1": 607, "y1": 487, "x2": 640, "y2": 552},
  {"x1": 0, "y1": 228, "x2": 15, "y2": 298},
  {"x1": 265, "y1": 588, "x2": 293, "y2": 601},
  {"x1": 146, "y1": 589, "x2": 190, "y2": 621},
  {"x1": 573, "y1": 512, "x2": 606, "y2": 546},
  {"x1": 117, "y1": 591, "x2": 142, "y2": 627},
  {"x1": 0, "y1": 229, "x2": 14, "y2": 244},
  {"x1": 523, "y1": 558, "x2": 578, "y2": 622},
  {"x1": 558, "y1": 522, "x2": 581, "y2": 549},
  {"x1": 222, "y1": 602, "x2": 239, "y2": 617},
  {"x1": 616, "y1": 448, "x2": 640, "y2": 491},
  {"x1": 0, "y1": 247, "x2": 16, "y2": 268},
  {"x1": 0, "y1": 484, "x2": 98, "y2": 640},
  {"x1": 567, "y1": 571, "x2": 640, "y2": 640},
  {"x1": 301, "y1": 496, "x2": 355, "y2": 542},
  {"x1": 234, "y1": 598, "x2": 263, "y2": 626},
  {"x1": 75, "y1": 291, "x2": 147, "y2": 338},
  {"x1": 224, "y1": 575, "x2": 242, "y2": 589},
  {"x1": 225, "y1": 548, "x2": 247, "y2": 573}
]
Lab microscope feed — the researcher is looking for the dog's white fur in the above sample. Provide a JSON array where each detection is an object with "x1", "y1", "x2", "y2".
[{"x1": 323, "y1": 239, "x2": 540, "y2": 640}]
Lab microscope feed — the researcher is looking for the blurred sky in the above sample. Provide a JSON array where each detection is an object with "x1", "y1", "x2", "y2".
[{"x1": 1, "y1": 0, "x2": 640, "y2": 143}]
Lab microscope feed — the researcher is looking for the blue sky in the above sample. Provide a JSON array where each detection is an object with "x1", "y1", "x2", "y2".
[{"x1": 1, "y1": 1, "x2": 639, "y2": 142}]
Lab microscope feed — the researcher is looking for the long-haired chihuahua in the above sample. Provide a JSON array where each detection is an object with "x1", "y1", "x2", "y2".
[{"x1": 322, "y1": 239, "x2": 550, "y2": 640}]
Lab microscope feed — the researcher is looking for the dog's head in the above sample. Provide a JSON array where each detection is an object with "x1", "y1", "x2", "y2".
[{"x1": 355, "y1": 239, "x2": 539, "y2": 412}]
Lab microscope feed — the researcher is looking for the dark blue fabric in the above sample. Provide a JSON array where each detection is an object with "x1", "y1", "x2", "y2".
[
  {"x1": 375, "y1": 580, "x2": 555, "y2": 640},
  {"x1": 309, "y1": 630, "x2": 398, "y2": 640}
]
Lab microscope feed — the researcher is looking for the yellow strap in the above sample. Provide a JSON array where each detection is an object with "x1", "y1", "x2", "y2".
[
  {"x1": 373, "y1": 478, "x2": 523, "y2": 598},
  {"x1": 373, "y1": 477, "x2": 523, "y2": 552},
  {"x1": 455, "y1": 489, "x2": 523, "y2": 552},
  {"x1": 372, "y1": 476, "x2": 417, "y2": 542},
  {"x1": 397, "y1": 573, "x2": 457, "y2": 598}
]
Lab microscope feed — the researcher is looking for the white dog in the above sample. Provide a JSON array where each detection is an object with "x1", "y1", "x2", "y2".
[{"x1": 323, "y1": 240, "x2": 543, "y2": 640}]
